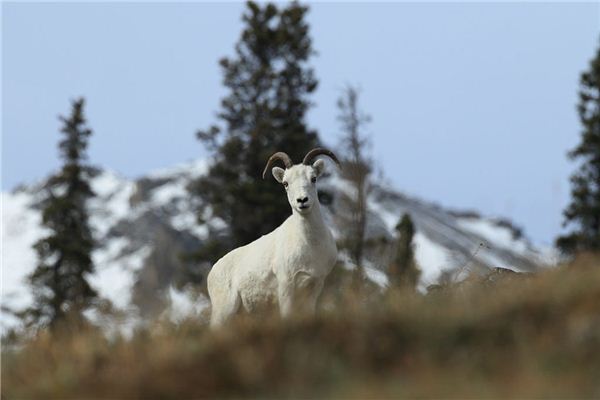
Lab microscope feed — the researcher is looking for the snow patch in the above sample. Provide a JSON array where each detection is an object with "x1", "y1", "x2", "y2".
[
  {"x1": 337, "y1": 253, "x2": 389, "y2": 288},
  {"x1": 162, "y1": 286, "x2": 210, "y2": 323},
  {"x1": 89, "y1": 171, "x2": 136, "y2": 237},
  {"x1": 457, "y1": 218, "x2": 529, "y2": 255},
  {"x1": 364, "y1": 264, "x2": 389, "y2": 288},
  {"x1": 146, "y1": 159, "x2": 209, "y2": 180},
  {"x1": 367, "y1": 200, "x2": 400, "y2": 232},
  {"x1": 91, "y1": 243, "x2": 151, "y2": 310},
  {"x1": 151, "y1": 179, "x2": 188, "y2": 205},
  {"x1": 1, "y1": 191, "x2": 49, "y2": 329},
  {"x1": 171, "y1": 212, "x2": 209, "y2": 239},
  {"x1": 413, "y1": 232, "x2": 451, "y2": 286}
]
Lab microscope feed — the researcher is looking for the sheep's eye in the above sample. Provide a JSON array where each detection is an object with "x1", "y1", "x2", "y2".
[
  {"x1": 311, "y1": 177, "x2": 317, "y2": 183},
  {"x1": 283, "y1": 181, "x2": 288, "y2": 188}
]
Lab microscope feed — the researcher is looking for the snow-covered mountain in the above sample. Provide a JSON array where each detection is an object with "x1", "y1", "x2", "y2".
[{"x1": 1, "y1": 160, "x2": 555, "y2": 333}]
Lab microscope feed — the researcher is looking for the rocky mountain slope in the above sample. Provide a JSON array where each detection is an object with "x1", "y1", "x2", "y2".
[{"x1": 1, "y1": 160, "x2": 555, "y2": 333}]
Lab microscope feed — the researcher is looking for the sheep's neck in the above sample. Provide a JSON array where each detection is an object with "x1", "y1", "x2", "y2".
[{"x1": 291, "y1": 202, "x2": 327, "y2": 238}]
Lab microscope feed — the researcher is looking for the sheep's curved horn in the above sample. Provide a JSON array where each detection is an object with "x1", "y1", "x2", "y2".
[
  {"x1": 302, "y1": 148, "x2": 341, "y2": 167},
  {"x1": 262, "y1": 152, "x2": 293, "y2": 179}
]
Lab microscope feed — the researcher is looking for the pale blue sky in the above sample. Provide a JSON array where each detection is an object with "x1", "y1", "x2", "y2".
[{"x1": 2, "y1": 2, "x2": 599, "y2": 245}]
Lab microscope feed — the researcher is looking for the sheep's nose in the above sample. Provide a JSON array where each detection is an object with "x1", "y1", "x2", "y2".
[{"x1": 297, "y1": 196, "x2": 309, "y2": 204}]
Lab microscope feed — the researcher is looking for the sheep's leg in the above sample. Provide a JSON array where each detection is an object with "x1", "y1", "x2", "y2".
[
  {"x1": 210, "y1": 290, "x2": 241, "y2": 328},
  {"x1": 277, "y1": 273, "x2": 323, "y2": 318},
  {"x1": 292, "y1": 271, "x2": 324, "y2": 315},
  {"x1": 277, "y1": 281, "x2": 294, "y2": 318},
  {"x1": 305, "y1": 279, "x2": 324, "y2": 315}
]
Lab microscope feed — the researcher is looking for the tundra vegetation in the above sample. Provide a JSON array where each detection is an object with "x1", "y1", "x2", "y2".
[{"x1": 3, "y1": 254, "x2": 600, "y2": 398}]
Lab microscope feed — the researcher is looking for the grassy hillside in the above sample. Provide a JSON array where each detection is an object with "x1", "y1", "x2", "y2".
[{"x1": 3, "y1": 255, "x2": 600, "y2": 399}]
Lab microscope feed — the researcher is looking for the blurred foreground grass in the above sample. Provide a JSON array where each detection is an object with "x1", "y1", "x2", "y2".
[{"x1": 3, "y1": 255, "x2": 600, "y2": 399}]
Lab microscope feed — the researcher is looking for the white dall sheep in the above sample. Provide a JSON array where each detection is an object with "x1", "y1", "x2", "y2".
[{"x1": 207, "y1": 148, "x2": 340, "y2": 327}]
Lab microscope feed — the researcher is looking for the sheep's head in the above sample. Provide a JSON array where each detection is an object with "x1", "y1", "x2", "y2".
[{"x1": 262, "y1": 148, "x2": 340, "y2": 215}]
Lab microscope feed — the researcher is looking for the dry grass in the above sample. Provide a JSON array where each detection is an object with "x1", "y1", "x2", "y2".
[{"x1": 3, "y1": 254, "x2": 600, "y2": 399}]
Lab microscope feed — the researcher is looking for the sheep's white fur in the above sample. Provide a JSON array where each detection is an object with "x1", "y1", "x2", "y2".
[{"x1": 207, "y1": 159, "x2": 337, "y2": 327}]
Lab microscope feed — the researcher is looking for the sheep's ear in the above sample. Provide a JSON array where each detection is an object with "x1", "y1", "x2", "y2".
[
  {"x1": 272, "y1": 167, "x2": 285, "y2": 183},
  {"x1": 312, "y1": 159, "x2": 326, "y2": 177}
]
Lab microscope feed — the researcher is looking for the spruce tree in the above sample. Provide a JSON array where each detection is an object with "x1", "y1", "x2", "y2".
[
  {"x1": 556, "y1": 42, "x2": 600, "y2": 255},
  {"x1": 25, "y1": 98, "x2": 98, "y2": 328},
  {"x1": 336, "y1": 85, "x2": 372, "y2": 282},
  {"x1": 191, "y1": 1, "x2": 319, "y2": 262},
  {"x1": 389, "y1": 213, "x2": 421, "y2": 290}
]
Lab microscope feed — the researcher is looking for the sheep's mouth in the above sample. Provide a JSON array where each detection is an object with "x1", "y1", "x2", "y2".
[{"x1": 298, "y1": 205, "x2": 310, "y2": 210}]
